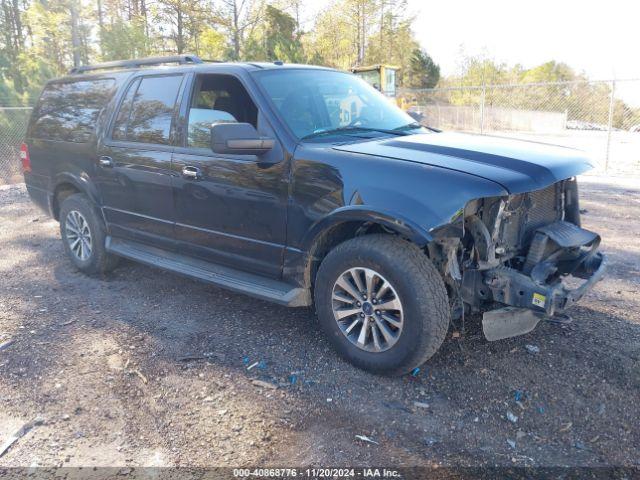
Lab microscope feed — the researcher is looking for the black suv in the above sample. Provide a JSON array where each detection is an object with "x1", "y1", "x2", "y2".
[{"x1": 22, "y1": 55, "x2": 606, "y2": 375}]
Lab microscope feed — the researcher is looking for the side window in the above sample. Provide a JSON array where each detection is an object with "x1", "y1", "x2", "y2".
[
  {"x1": 31, "y1": 79, "x2": 116, "y2": 142},
  {"x1": 186, "y1": 75, "x2": 258, "y2": 149},
  {"x1": 111, "y1": 74, "x2": 183, "y2": 145}
]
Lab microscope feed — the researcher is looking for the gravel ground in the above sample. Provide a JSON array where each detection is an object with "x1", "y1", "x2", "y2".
[{"x1": 0, "y1": 178, "x2": 638, "y2": 470}]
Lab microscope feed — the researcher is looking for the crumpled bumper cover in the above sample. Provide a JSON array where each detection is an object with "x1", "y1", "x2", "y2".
[
  {"x1": 477, "y1": 252, "x2": 606, "y2": 341},
  {"x1": 461, "y1": 221, "x2": 607, "y2": 318},
  {"x1": 481, "y1": 251, "x2": 606, "y2": 317}
]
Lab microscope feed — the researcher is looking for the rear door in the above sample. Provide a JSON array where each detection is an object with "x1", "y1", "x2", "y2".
[{"x1": 96, "y1": 73, "x2": 186, "y2": 249}]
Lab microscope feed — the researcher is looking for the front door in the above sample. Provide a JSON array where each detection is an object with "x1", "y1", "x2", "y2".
[
  {"x1": 171, "y1": 73, "x2": 288, "y2": 277},
  {"x1": 97, "y1": 73, "x2": 186, "y2": 248}
]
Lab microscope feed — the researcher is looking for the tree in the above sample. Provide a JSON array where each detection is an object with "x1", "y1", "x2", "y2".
[
  {"x1": 196, "y1": 26, "x2": 226, "y2": 60},
  {"x1": 155, "y1": 0, "x2": 210, "y2": 54},
  {"x1": 306, "y1": 0, "x2": 384, "y2": 69},
  {"x1": 214, "y1": 0, "x2": 264, "y2": 60},
  {"x1": 100, "y1": 18, "x2": 149, "y2": 60},
  {"x1": 244, "y1": 5, "x2": 302, "y2": 62},
  {"x1": 0, "y1": 0, "x2": 27, "y2": 93},
  {"x1": 346, "y1": 0, "x2": 378, "y2": 65},
  {"x1": 0, "y1": 0, "x2": 438, "y2": 105},
  {"x1": 404, "y1": 48, "x2": 439, "y2": 88},
  {"x1": 305, "y1": 4, "x2": 353, "y2": 69}
]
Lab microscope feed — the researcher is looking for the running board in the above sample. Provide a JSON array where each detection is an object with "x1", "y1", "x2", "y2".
[{"x1": 105, "y1": 237, "x2": 310, "y2": 307}]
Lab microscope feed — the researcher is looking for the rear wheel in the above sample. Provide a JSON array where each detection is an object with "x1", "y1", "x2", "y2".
[
  {"x1": 59, "y1": 193, "x2": 119, "y2": 275},
  {"x1": 315, "y1": 234, "x2": 449, "y2": 375}
]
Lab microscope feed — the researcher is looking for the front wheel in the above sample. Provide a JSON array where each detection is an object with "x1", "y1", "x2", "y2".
[{"x1": 315, "y1": 234, "x2": 450, "y2": 376}]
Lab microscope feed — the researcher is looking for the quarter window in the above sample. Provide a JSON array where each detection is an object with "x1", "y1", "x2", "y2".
[
  {"x1": 31, "y1": 79, "x2": 116, "y2": 143},
  {"x1": 112, "y1": 74, "x2": 183, "y2": 145}
]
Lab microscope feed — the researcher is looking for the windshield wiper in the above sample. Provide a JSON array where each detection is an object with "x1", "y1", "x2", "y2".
[
  {"x1": 301, "y1": 126, "x2": 410, "y2": 141},
  {"x1": 393, "y1": 122, "x2": 440, "y2": 133}
]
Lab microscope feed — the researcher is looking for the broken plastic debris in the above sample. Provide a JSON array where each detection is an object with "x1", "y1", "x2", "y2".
[
  {"x1": 133, "y1": 370, "x2": 148, "y2": 384},
  {"x1": 411, "y1": 367, "x2": 420, "y2": 377},
  {"x1": 506, "y1": 411, "x2": 518, "y2": 423},
  {"x1": 355, "y1": 434, "x2": 379, "y2": 445},
  {"x1": 251, "y1": 379, "x2": 277, "y2": 390},
  {"x1": 0, "y1": 417, "x2": 44, "y2": 458},
  {"x1": 507, "y1": 439, "x2": 516, "y2": 449},
  {"x1": 0, "y1": 339, "x2": 14, "y2": 352},
  {"x1": 559, "y1": 422, "x2": 573, "y2": 432},
  {"x1": 547, "y1": 313, "x2": 573, "y2": 325},
  {"x1": 525, "y1": 344, "x2": 540, "y2": 354}
]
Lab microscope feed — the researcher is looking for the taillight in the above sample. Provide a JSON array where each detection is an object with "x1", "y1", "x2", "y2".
[{"x1": 20, "y1": 143, "x2": 31, "y2": 173}]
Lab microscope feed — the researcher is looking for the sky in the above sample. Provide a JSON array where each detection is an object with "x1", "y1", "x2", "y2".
[{"x1": 407, "y1": 0, "x2": 640, "y2": 105}]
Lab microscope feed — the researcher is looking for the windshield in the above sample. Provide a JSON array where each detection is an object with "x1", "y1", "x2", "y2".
[{"x1": 253, "y1": 69, "x2": 418, "y2": 140}]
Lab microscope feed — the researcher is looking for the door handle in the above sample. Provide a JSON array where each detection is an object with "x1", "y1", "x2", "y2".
[
  {"x1": 182, "y1": 165, "x2": 201, "y2": 180},
  {"x1": 98, "y1": 156, "x2": 114, "y2": 168}
]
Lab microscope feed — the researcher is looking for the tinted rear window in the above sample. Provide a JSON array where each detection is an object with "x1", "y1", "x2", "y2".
[
  {"x1": 31, "y1": 79, "x2": 116, "y2": 142},
  {"x1": 111, "y1": 75, "x2": 183, "y2": 145}
]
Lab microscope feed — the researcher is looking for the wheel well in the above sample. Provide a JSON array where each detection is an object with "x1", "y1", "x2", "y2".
[
  {"x1": 305, "y1": 221, "x2": 412, "y2": 291},
  {"x1": 52, "y1": 182, "x2": 81, "y2": 220}
]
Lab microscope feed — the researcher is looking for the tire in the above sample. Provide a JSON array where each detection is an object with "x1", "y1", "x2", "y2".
[
  {"x1": 59, "y1": 193, "x2": 119, "y2": 275},
  {"x1": 315, "y1": 234, "x2": 449, "y2": 376}
]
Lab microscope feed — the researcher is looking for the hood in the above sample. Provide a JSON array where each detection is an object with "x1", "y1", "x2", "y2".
[{"x1": 333, "y1": 132, "x2": 594, "y2": 194}]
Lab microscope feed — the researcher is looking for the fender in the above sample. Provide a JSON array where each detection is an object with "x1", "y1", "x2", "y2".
[
  {"x1": 290, "y1": 146, "x2": 510, "y2": 257},
  {"x1": 301, "y1": 205, "x2": 434, "y2": 253},
  {"x1": 51, "y1": 170, "x2": 101, "y2": 212}
]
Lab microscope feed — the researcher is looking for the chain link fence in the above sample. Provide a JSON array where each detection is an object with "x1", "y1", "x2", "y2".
[
  {"x1": 399, "y1": 79, "x2": 640, "y2": 176},
  {"x1": 0, "y1": 106, "x2": 32, "y2": 185}
]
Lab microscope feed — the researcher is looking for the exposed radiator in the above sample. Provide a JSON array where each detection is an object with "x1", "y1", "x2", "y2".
[
  {"x1": 489, "y1": 182, "x2": 564, "y2": 255},
  {"x1": 523, "y1": 183, "x2": 563, "y2": 238}
]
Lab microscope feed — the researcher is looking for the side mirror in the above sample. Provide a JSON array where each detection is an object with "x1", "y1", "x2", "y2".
[{"x1": 210, "y1": 122, "x2": 274, "y2": 156}]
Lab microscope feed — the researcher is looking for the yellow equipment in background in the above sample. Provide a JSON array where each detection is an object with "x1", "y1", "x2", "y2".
[
  {"x1": 352, "y1": 64, "x2": 412, "y2": 110},
  {"x1": 351, "y1": 64, "x2": 399, "y2": 98}
]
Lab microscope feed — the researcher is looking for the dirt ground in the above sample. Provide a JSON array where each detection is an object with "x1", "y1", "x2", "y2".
[{"x1": 0, "y1": 176, "x2": 639, "y2": 471}]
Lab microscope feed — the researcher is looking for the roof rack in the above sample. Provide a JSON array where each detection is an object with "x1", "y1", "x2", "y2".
[{"x1": 69, "y1": 54, "x2": 204, "y2": 75}]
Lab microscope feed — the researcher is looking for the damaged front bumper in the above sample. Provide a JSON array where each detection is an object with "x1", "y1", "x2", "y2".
[{"x1": 461, "y1": 221, "x2": 607, "y2": 340}]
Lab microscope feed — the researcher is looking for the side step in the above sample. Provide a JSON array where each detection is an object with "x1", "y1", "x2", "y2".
[{"x1": 105, "y1": 237, "x2": 310, "y2": 307}]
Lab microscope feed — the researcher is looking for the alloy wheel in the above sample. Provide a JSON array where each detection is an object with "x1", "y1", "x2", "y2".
[
  {"x1": 331, "y1": 267, "x2": 404, "y2": 353},
  {"x1": 65, "y1": 210, "x2": 92, "y2": 261}
]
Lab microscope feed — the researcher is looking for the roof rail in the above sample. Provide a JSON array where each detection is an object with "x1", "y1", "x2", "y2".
[{"x1": 69, "y1": 54, "x2": 204, "y2": 74}]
